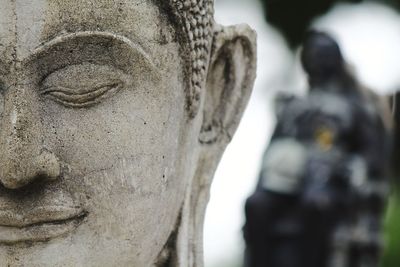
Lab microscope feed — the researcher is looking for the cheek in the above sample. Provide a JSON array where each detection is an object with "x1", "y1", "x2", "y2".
[
  {"x1": 40, "y1": 79, "x2": 185, "y2": 173},
  {"x1": 80, "y1": 156, "x2": 187, "y2": 224},
  {"x1": 36, "y1": 79, "x2": 192, "y2": 260},
  {"x1": 39, "y1": 75, "x2": 192, "y2": 207},
  {"x1": 61, "y1": 157, "x2": 188, "y2": 265}
]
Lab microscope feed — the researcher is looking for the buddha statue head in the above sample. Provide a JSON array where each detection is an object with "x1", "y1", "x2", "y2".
[{"x1": 0, "y1": 0, "x2": 256, "y2": 266}]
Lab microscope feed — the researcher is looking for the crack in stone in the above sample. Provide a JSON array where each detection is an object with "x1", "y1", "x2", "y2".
[{"x1": 11, "y1": 0, "x2": 17, "y2": 66}]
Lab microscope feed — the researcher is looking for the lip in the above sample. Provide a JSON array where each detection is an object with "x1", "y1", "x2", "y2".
[{"x1": 0, "y1": 206, "x2": 87, "y2": 244}]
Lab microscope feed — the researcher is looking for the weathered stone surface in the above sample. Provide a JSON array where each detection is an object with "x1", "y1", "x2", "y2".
[{"x1": 0, "y1": 1, "x2": 256, "y2": 266}]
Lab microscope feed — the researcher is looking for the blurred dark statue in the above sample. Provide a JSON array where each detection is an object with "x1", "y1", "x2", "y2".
[{"x1": 243, "y1": 32, "x2": 391, "y2": 267}]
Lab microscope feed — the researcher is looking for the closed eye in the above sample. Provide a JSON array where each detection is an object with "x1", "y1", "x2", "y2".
[
  {"x1": 40, "y1": 63, "x2": 131, "y2": 108},
  {"x1": 42, "y1": 81, "x2": 123, "y2": 108}
]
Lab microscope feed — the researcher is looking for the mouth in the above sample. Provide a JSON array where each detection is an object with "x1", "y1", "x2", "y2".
[{"x1": 0, "y1": 206, "x2": 87, "y2": 244}]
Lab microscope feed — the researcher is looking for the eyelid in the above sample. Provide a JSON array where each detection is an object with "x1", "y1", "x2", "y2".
[
  {"x1": 41, "y1": 63, "x2": 130, "y2": 108},
  {"x1": 42, "y1": 82, "x2": 123, "y2": 108},
  {"x1": 42, "y1": 80, "x2": 122, "y2": 97}
]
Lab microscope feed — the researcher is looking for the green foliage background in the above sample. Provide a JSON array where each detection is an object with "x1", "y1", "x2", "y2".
[{"x1": 382, "y1": 191, "x2": 400, "y2": 267}]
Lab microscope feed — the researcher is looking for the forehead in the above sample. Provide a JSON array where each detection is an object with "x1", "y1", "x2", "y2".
[{"x1": 0, "y1": 0, "x2": 173, "y2": 62}]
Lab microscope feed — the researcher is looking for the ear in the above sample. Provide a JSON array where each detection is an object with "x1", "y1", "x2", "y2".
[
  {"x1": 199, "y1": 24, "x2": 257, "y2": 147},
  {"x1": 178, "y1": 24, "x2": 256, "y2": 267},
  {"x1": 176, "y1": 25, "x2": 257, "y2": 267}
]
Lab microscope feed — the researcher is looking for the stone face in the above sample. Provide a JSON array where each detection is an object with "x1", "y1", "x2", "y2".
[{"x1": 0, "y1": 1, "x2": 256, "y2": 266}]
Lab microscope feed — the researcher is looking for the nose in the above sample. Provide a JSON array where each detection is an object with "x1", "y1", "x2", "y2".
[{"x1": 0, "y1": 85, "x2": 60, "y2": 189}]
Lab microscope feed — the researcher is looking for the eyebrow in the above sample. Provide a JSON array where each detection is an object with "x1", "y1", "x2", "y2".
[{"x1": 27, "y1": 31, "x2": 158, "y2": 70}]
